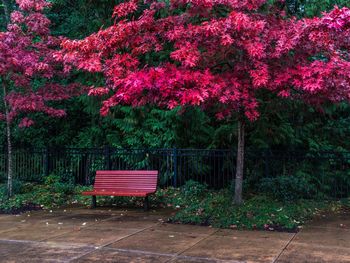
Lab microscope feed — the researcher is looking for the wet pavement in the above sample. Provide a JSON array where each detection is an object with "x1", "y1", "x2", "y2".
[{"x1": 0, "y1": 207, "x2": 349, "y2": 262}]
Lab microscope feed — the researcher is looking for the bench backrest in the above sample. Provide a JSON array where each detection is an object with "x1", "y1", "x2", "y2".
[{"x1": 94, "y1": 170, "x2": 158, "y2": 193}]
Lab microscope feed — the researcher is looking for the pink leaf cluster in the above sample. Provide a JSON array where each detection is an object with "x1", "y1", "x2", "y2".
[
  {"x1": 0, "y1": 0, "x2": 81, "y2": 127},
  {"x1": 18, "y1": 117, "x2": 34, "y2": 128},
  {"x1": 16, "y1": 0, "x2": 51, "y2": 11},
  {"x1": 112, "y1": 0, "x2": 138, "y2": 18},
  {"x1": 322, "y1": 6, "x2": 350, "y2": 31},
  {"x1": 59, "y1": 0, "x2": 350, "y2": 121}
]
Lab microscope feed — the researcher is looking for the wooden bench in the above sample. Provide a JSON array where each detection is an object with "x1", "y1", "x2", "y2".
[{"x1": 82, "y1": 170, "x2": 158, "y2": 210}]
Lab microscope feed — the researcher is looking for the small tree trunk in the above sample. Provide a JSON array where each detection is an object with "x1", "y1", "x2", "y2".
[
  {"x1": 233, "y1": 119, "x2": 245, "y2": 205},
  {"x1": 5, "y1": 112, "x2": 13, "y2": 198},
  {"x1": 2, "y1": 82, "x2": 13, "y2": 197}
]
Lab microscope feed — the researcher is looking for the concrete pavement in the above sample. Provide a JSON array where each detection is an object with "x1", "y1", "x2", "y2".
[{"x1": 0, "y1": 207, "x2": 349, "y2": 262}]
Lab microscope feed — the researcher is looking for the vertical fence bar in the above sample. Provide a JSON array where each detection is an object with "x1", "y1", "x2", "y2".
[
  {"x1": 44, "y1": 147, "x2": 50, "y2": 177},
  {"x1": 173, "y1": 148, "x2": 178, "y2": 188},
  {"x1": 104, "y1": 146, "x2": 111, "y2": 170}
]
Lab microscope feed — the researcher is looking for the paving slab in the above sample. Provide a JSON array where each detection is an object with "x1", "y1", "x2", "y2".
[
  {"x1": 277, "y1": 222, "x2": 350, "y2": 263},
  {"x1": 0, "y1": 210, "x2": 70, "y2": 233},
  {"x1": 306, "y1": 212, "x2": 350, "y2": 230},
  {"x1": 0, "y1": 239, "x2": 93, "y2": 262},
  {"x1": 0, "y1": 223, "x2": 74, "y2": 241},
  {"x1": 48, "y1": 213, "x2": 114, "y2": 224},
  {"x1": 71, "y1": 247, "x2": 172, "y2": 263},
  {"x1": 99, "y1": 215, "x2": 161, "y2": 230},
  {"x1": 46, "y1": 226, "x2": 138, "y2": 246},
  {"x1": 155, "y1": 223, "x2": 217, "y2": 235},
  {"x1": 108, "y1": 228, "x2": 209, "y2": 254},
  {"x1": 182, "y1": 231, "x2": 294, "y2": 263},
  {"x1": 276, "y1": 242, "x2": 350, "y2": 263},
  {"x1": 171, "y1": 256, "x2": 238, "y2": 263},
  {"x1": 214, "y1": 229, "x2": 293, "y2": 240},
  {"x1": 291, "y1": 226, "x2": 350, "y2": 248}
]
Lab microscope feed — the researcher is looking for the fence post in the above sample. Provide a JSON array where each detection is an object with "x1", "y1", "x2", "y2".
[
  {"x1": 104, "y1": 146, "x2": 111, "y2": 170},
  {"x1": 173, "y1": 148, "x2": 178, "y2": 188},
  {"x1": 44, "y1": 147, "x2": 50, "y2": 177}
]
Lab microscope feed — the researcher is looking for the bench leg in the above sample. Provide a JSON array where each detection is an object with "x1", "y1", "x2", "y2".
[
  {"x1": 144, "y1": 196, "x2": 149, "y2": 211},
  {"x1": 91, "y1": 195, "x2": 97, "y2": 208}
]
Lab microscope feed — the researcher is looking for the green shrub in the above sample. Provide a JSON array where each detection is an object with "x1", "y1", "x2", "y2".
[
  {"x1": 181, "y1": 180, "x2": 208, "y2": 200},
  {"x1": 164, "y1": 181, "x2": 332, "y2": 231},
  {"x1": 259, "y1": 174, "x2": 317, "y2": 201}
]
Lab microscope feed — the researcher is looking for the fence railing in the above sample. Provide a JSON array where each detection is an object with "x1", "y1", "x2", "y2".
[{"x1": 0, "y1": 148, "x2": 350, "y2": 199}]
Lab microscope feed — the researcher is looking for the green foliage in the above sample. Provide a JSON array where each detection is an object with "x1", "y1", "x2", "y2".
[
  {"x1": 0, "y1": 174, "x2": 91, "y2": 213},
  {"x1": 181, "y1": 180, "x2": 208, "y2": 200},
  {"x1": 301, "y1": 0, "x2": 350, "y2": 17},
  {"x1": 259, "y1": 175, "x2": 316, "y2": 201},
  {"x1": 164, "y1": 181, "x2": 334, "y2": 231},
  {"x1": 1, "y1": 179, "x2": 349, "y2": 232}
]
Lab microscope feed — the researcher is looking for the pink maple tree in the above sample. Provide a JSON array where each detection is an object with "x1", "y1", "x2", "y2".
[
  {"x1": 0, "y1": 0, "x2": 81, "y2": 197},
  {"x1": 59, "y1": 0, "x2": 350, "y2": 204}
]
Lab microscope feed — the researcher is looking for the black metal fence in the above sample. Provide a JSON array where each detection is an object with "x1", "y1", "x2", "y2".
[{"x1": 0, "y1": 148, "x2": 350, "y2": 199}]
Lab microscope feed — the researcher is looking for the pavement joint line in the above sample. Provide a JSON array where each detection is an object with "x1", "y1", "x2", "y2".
[
  {"x1": 165, "y1": 228, "x2": 220, "y2": 263},
  {"x1": 273, "y1": 229, "x2": 298, "y2": 263},
  {"x1": 66, "y1": 222, "x2": 161, "y2": 262}
]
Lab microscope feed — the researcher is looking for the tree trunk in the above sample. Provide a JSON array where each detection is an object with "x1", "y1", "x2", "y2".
[
  {"x1": 233, "y1": 120, "x2": 245, "y2": 205},
  {"x1": 1, "y1": 0, "x2": 11, "y2": 23},
  {"x1": 2, "y1": 82, "x2": 13, "y2": 197}
]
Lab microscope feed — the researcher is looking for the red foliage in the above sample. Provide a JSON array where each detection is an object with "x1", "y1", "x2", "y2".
[
  {"x1": 59, "y1": 0, "x2": 350, "y2": 121},
  {"x1": 0, "y1": 0, "x2": 81, "y2": 127}
]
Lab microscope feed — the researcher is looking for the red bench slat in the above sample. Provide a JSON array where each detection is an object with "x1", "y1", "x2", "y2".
[
  {"x1": 96, "y1": 170, "x2": 158, "y2": 175},
  {"x1": 82, "y1": 190, "x2": 149, "y2": 197},
  {"x1": 82, "y1": 170, "x2": 158, "y2": 197}
]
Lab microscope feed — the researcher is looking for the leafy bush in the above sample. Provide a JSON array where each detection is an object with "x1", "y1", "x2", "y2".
[
  {"x1": 181, "y1": 180, "x2": 208, "y2": 200},
  {"x1": 259, "y1": 174, "x2": 317, "y2": 201},
  {"x1": 0, "y1": 174, "x2": 91, "y2": 213},
  {"x1": 164, "y1": 181, "x2": 334, "y2": 231}
]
